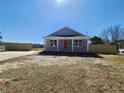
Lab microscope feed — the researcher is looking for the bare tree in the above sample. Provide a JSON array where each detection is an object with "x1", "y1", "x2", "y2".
[
  {"x1": 101, "y1": 25, "x2": 124, "y2": 44},
  {"x1": 101, "y1": 29, "x2": 111, "y2": 43}
]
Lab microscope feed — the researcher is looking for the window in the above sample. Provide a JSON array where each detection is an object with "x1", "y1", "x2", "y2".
[
  {"x1": 74, "y1": 40, "x2": 78, "y2": 47},
  {"x1": 74, "y1": 40, "x2": 82, "y2": 47},
  {"x1": 50, "y1": 40, "x2": 57, "y2": 47},
  {"x1": 79, "y1": 40, "x2": 82, "y2": 46}
]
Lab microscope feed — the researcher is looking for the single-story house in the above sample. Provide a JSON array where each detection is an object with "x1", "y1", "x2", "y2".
[{"x1": 43, "y1": 27, "x2": 90, "y2": 53}]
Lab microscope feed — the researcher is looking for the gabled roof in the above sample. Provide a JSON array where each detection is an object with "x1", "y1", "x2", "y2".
[{"x1": 47, "y1": 27, "x2": 86, "y2": 37}]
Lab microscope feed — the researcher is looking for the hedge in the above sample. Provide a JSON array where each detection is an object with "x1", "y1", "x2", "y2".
[
  {"x1": 0, "y1": 45, "x2": 6, "y2": 52},
  {"x1": 32, "y1": 44, "x2": 43, "y2": 48},
  {"x1": 4, "y1": 43, "x2": 32, "y2": 51},
  {"x1": 89, "y1": 44, "x2": 117, "y2": 54}
]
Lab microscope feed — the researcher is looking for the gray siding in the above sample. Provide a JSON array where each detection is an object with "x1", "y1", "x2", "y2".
[
  {"x1": 73, "y1": 39, "x2": 87, "y2": 52},
  {"x1": 45, "y1": 39, "x2": 88, "y2": 52}
]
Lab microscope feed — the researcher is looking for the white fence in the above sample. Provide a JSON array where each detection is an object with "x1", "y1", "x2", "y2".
[{"x1": 0, "y1": 45, "x2": 6, "y2": 52}]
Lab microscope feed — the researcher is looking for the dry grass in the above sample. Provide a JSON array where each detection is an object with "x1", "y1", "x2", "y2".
[
  {"x1": 0, "y1": 54, "x2": 124, "y2": 93},
  {"x1": 96, "y1": 63, "x2": 124, "y2": 92},
  {"x1": 101, "y1": 55, "x2": 124, "y2": 64},
  {"x1": 32, "y1": 48, "x2": 43, "y2": 51}
]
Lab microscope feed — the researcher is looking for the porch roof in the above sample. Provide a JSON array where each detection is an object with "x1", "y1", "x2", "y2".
[{"x1": 43, "y1": 36, "x2": 89, "y2": 39}]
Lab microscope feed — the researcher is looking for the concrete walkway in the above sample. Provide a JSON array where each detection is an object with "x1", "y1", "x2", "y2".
[{"x1": 0, "y1": 51, "x2": 40, "y2": 61}]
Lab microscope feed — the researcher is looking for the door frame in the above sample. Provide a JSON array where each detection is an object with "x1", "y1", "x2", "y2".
[{"x1": 63, "y1": 40, "x2": 68, "y2": 49}]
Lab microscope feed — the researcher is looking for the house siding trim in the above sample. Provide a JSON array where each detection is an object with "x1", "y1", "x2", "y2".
[
  {"x1": 43, "y1": 36, "x2": 88, "y2": 40},
  {"x1": 44, "y1": 39, "x2": 88, "y2": 53}
]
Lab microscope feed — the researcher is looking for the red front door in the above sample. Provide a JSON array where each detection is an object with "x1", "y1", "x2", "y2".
[{"x1": 64, "y1": 40, "x2": 68, "y2": 49}]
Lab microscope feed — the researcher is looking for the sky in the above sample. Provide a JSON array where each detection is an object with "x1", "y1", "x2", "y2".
[{"x1": 0, "y1": 0, "x2": 124, "y2": 44}]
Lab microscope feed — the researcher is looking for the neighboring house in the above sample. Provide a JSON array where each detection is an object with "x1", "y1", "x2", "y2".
[
  {"x1": 117, "y1": 40, "x2": 124, "y2": 54},
  {"x1": 117, "y1": 40, "x2": 124, "y2": 49},
  {"x1": 118, "y1": 49, "x2": 124, "y2": 54},
  {"x1": 43, "y1": 27, "x2": 90, "y2": 53}
]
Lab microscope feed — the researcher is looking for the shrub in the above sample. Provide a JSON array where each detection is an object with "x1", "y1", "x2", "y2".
[
  {"x1": 89, "y1": 44, "x2": 117, "y2": 54},
  {"x1": 4, "y1": 43, "x2": 32, "y2": 51},
  {"x1": 0, "y1": 45, "x2": 5, "y2": 52}
]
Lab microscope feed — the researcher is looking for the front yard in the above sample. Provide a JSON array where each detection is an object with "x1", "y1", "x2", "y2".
[{"x1": 0, "y1": 54, "x2": 124, "y2": 93}]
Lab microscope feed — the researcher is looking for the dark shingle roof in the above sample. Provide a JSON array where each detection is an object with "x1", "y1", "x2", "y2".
[{"x1": 47, "y1": 27, "x2": 86, "y2": 37}]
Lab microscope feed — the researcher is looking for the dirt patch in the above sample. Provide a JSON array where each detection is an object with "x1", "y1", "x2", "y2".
[
  {"x1": 0, "y1": 51, "x2": 39, "y2": 61},
  {"x1": 0, "y1": 55, "x2": 98, "y2": 73},
  {"x1": 0, "y1": 54, "x2": 124, "y2": 93}
]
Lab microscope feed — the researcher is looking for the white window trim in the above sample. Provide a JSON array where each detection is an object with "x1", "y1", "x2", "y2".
[
  {"x1": 74, "y1": 40, "x2": 82, "y2": 47},
  {"x1": 50, "y1": 40, "x2": 57, "y2": 47}
]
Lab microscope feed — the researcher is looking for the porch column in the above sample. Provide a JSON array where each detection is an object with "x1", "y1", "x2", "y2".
[
  {"x1": 44, "y1": 39, "x2": 46, "y2": 51},
  {"x1": 57, "y1": 39, "x2": 59, "y2": 51},
  {"x1": 72, "y1": 39, "x2": 74, "y2": 52},
  {"x1": 87, "y1": 38, "x2": 89, "y2": 52}
]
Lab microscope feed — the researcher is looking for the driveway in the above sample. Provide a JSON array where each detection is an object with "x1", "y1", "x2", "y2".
[{"x1": 0, "y1": 51, "x2": 40, "y2": 61}]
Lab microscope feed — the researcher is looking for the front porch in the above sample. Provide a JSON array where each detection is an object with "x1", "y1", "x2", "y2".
[{"x1": 44, "y1": 36, "x2": 89, "y2": 53}]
